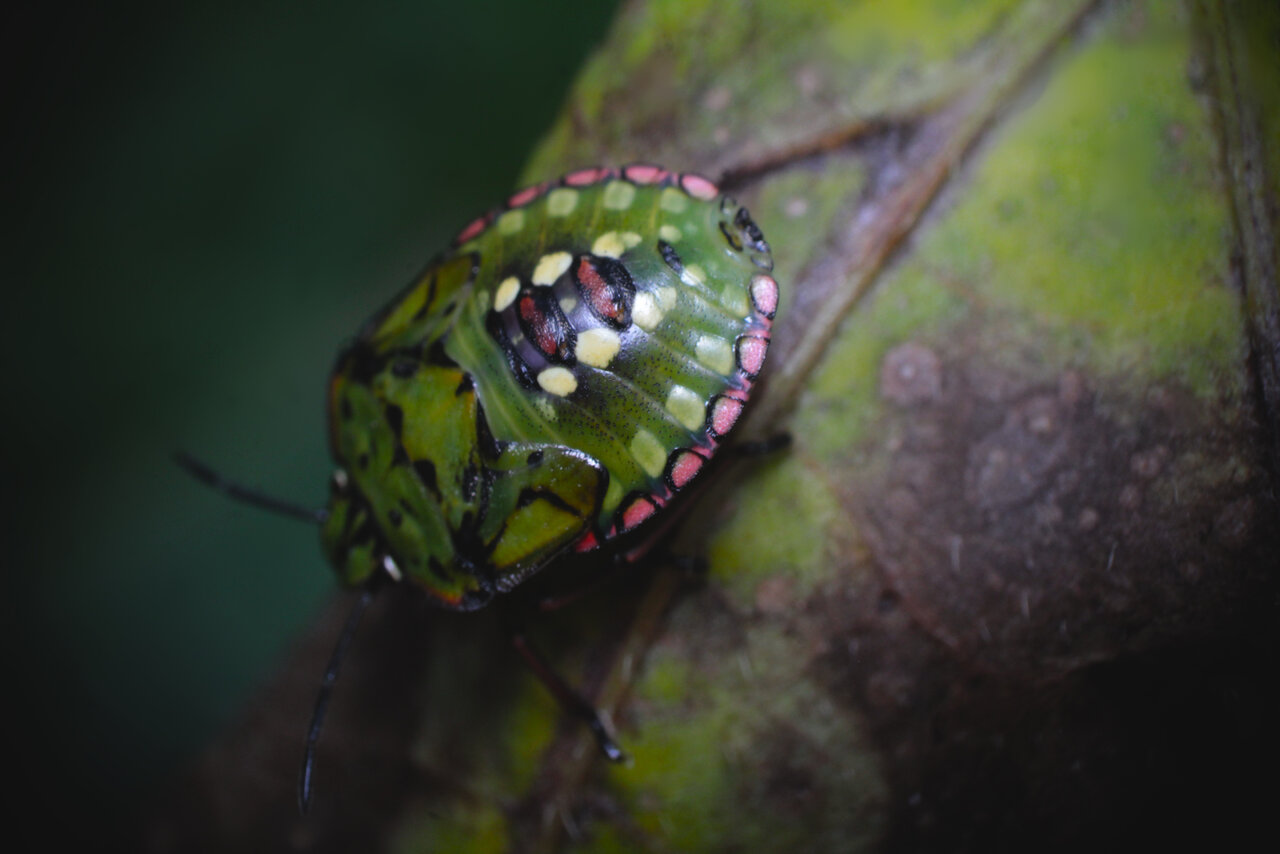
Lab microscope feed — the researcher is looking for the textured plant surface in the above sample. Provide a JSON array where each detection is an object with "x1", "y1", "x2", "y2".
[{"x1": 147, "y1": 2, "x2": 1278, "y2": 852}]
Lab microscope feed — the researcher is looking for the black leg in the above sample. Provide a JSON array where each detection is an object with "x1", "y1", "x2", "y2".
[
  {"x1": 502, "y1": 610, "x2": 626, "y2": 763},
  {"x1": 731, "y1": 431, "x2": 792, "y2": 458}
]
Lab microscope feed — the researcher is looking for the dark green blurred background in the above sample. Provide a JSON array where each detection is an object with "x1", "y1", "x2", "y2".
[{"x1": 6, "y1": 1, "x2": 617, "y2": 841}]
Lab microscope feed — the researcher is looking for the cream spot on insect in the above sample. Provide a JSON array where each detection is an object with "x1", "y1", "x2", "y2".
[
  {"x1": 537, "y1": 366, "x2": 578, "y2": 397},
  {"x1": 633, "y1": 292, "x2": 664, "y2": 331},
  {"x1": 497, "y1": 209, "x2": 525, "y2": 235},
  {"x1": 591, "y1": 230, "x2": 640, "y2": 258},
  {"x1": 666, "y1": 385, "x2": 705, "y2": 431},
  {"x1": 695, "y1": 335, "x2": 734, "y2": 375},
  {"x1": 577, "y1": 327, "x2": 622, "y2": 368},
  {"x1": 602, "y1": 181, "x2": 636, "y2": 210},
  {"x1": 381, "y1": 554, "x2": 403, "y2": 582},
  {"x1": 534, "y1": 396, "x2": 557, "y2": 421},
  {"x1": 656, "y1": 287, "x2": 678, "y2": 310},
  {"x1": 630, "y1": 429, "x2": 667, "y2": 478},
  {"x1": 558, "y1": 295, "x2": 578, "y2": 314},
  {"x1": 592, "y1": 231, "x2": 625, "y2": 258},
  {"x1": 659, "y1": 224, "x2": 682, "y2": 242},
  {"x1": 532, "y1": 251, "x2": 572, "y2": 286},
  {"x1": 603, "y1": 477, "x2": 624, "y2": 513},
  {"x1": 720, "y1": 285, "x2": 749, "y2": 316},
  {"x1": 660, "y1": 187, "x2": 688, "y2": 213},
  {"x1": 493, "y1": 276, "x2": 520, "y2": 311},
  {"x1": 546, "y1": 188, "x2": 578, "y2": 216},
  {"x1": 680, "y1": 263, "x2": 707, "y2": 288}
]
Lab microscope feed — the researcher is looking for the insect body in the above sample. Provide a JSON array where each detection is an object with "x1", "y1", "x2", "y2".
[
  {"x1": 323, "y1": 165, "x2": 777, "y2": 608},
  {"x1": 180, "y1": 165, "x2": 777, "y2": 811}
]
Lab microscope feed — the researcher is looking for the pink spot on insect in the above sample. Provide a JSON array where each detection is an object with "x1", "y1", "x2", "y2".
[
  {"x1": 507, "y1": 182, "x2": 548, "y2": 208},
  {"x1": 750, "y1": 275, "x2": 779, "y2": 319},
  {"x1": 623, "y1": 164, "x2": 668, "y2": 185},
  {"x1": 736, "y1": 335, "x2": 769, "y2": 378},
  {"x1": 621, "y1": 496, "x2": 660, "y2": 532},
  {"x1": 565, "y1": 167, "x2": 612, "y2": 187},
  {"x1": 680, "y1": 173, "x2": 719, "y2": 200},
  {"x1": 456, "y1": 214, "x2": 491, "y2": 244},
  {"x1": 709, "y1": 394, "x2": 744, "y2": 438},
  {"x1": 574, "y1": 530, "x2": 600, "y2": 553},
  {"x1": 667, "y1": 449, "x2": 707, "y2": 490}
]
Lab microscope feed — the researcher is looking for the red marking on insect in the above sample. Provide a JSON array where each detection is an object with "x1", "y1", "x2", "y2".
[
  {"x1": 455, "y1": 214, "x2": 491, "y2": 244},
  {"x1": 666, "y1": 448, "x2": 708, "y2": 490},
  {"x1": 623, "y1": 164, "x2": 669, "y2": 185},
  {"x1": 508, "y1": 181, "x2": 550, "y2": 209},
  {"x1": 574, "y1": 257, "x2": 612, "y2": 313},
  {"x1": 518, "y1": 292, "x2": 572, "y2": 361},
  {"x1": 574, "y1": 530, "x2": 600, "y2": 553},
  {"x1": 620, "y1": 495, "x2": 661, "y2": 532},
  {"x1": 680, "y1": 173, "x2": 719, "y2": 201},
  {"x1": 708, "y1": 393, "x2": 746, "y2": 439},
  {"x1": 750, "y1": 274, "x2": 779, "y2": 320},
  {"x1": 574, "y1": 256, "x2": 630, "y2": 326},
  {"x1": 565, "y1": 167, "x2": 613, "y2": 187},
  {"x1": 736, "y1": 334, "x2": 769, "y2": 378}
]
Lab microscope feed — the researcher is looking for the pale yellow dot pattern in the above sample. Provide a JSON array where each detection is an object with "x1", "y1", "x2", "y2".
[
  {"x1": 534, "y1": 397, "x2": 557, "y2": 421},
  {"x1": 659, "y1": 224, "x2": 682, "y2": 242},
  {"x1": 660, "y1": 187, "x2": 688, "y2": 213},
  {"x1": 633, "y1": 288, "x2": 678, "y2": 332},
  {"x1": 695, "y1": 335, "x2": 734, "y2": 375},
  {"x1": 681, "y1": 263, "x2": 707, "y2": 288},
  {"x1": 603, "y1": 477, "x2": 624, "y2": 513},
  {"x1": 720, "y1": 285, "x2": 750, "y2": 316},
  {"x1": 532, "y1": 251, "x2": 572, "y2": 286},
  {"x1": 558, "y1": 296, "x2": 578, "y2": 314},
  {"x1": 493, "y1": 276, "x2": 520, "y2": 311},
  {"x1": 592, "y1": 231, "x2": 625, "y2": 259},
  {"x1": 665, "y1": 385, "x2": 705, "y2": 431},
  {"x1": 633, "y1": 292, "x2": 663, "y2": 331},
  {"x1": 497, "y1": 209, "x2": 525, "y2": 235},
  {"x1": 630, "y1": 429, "x2": 667, "y2": 478},
  {"x1": 577, "y1": 327, "x2": 622, "y2": 368},
  {"x1": 537, "y1": 366, "x2": 578, "y2": 397},
  {"x1": 602, "y1": 181, "x2": 636, "y2": 210},
  {"x1": 546, "y1": 188, "x2": 578, "y2": 216}
]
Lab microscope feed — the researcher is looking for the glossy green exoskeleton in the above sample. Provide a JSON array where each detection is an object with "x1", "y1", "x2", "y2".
[{"x1": 180, "y1": 164, "x2": 777, "y2": 811}]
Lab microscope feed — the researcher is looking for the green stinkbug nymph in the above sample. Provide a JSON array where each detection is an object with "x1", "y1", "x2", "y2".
[{"x1": 181, "y1": 164, "x2": 777, "y2": 811}]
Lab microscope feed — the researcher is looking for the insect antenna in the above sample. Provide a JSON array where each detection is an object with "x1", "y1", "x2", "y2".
[
  {"x1": 298, "y1": 584, "x2": 376, "y2": 814},
  {"x1": 173, "y1": 451, "x2": 328, "y2": 524}
]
